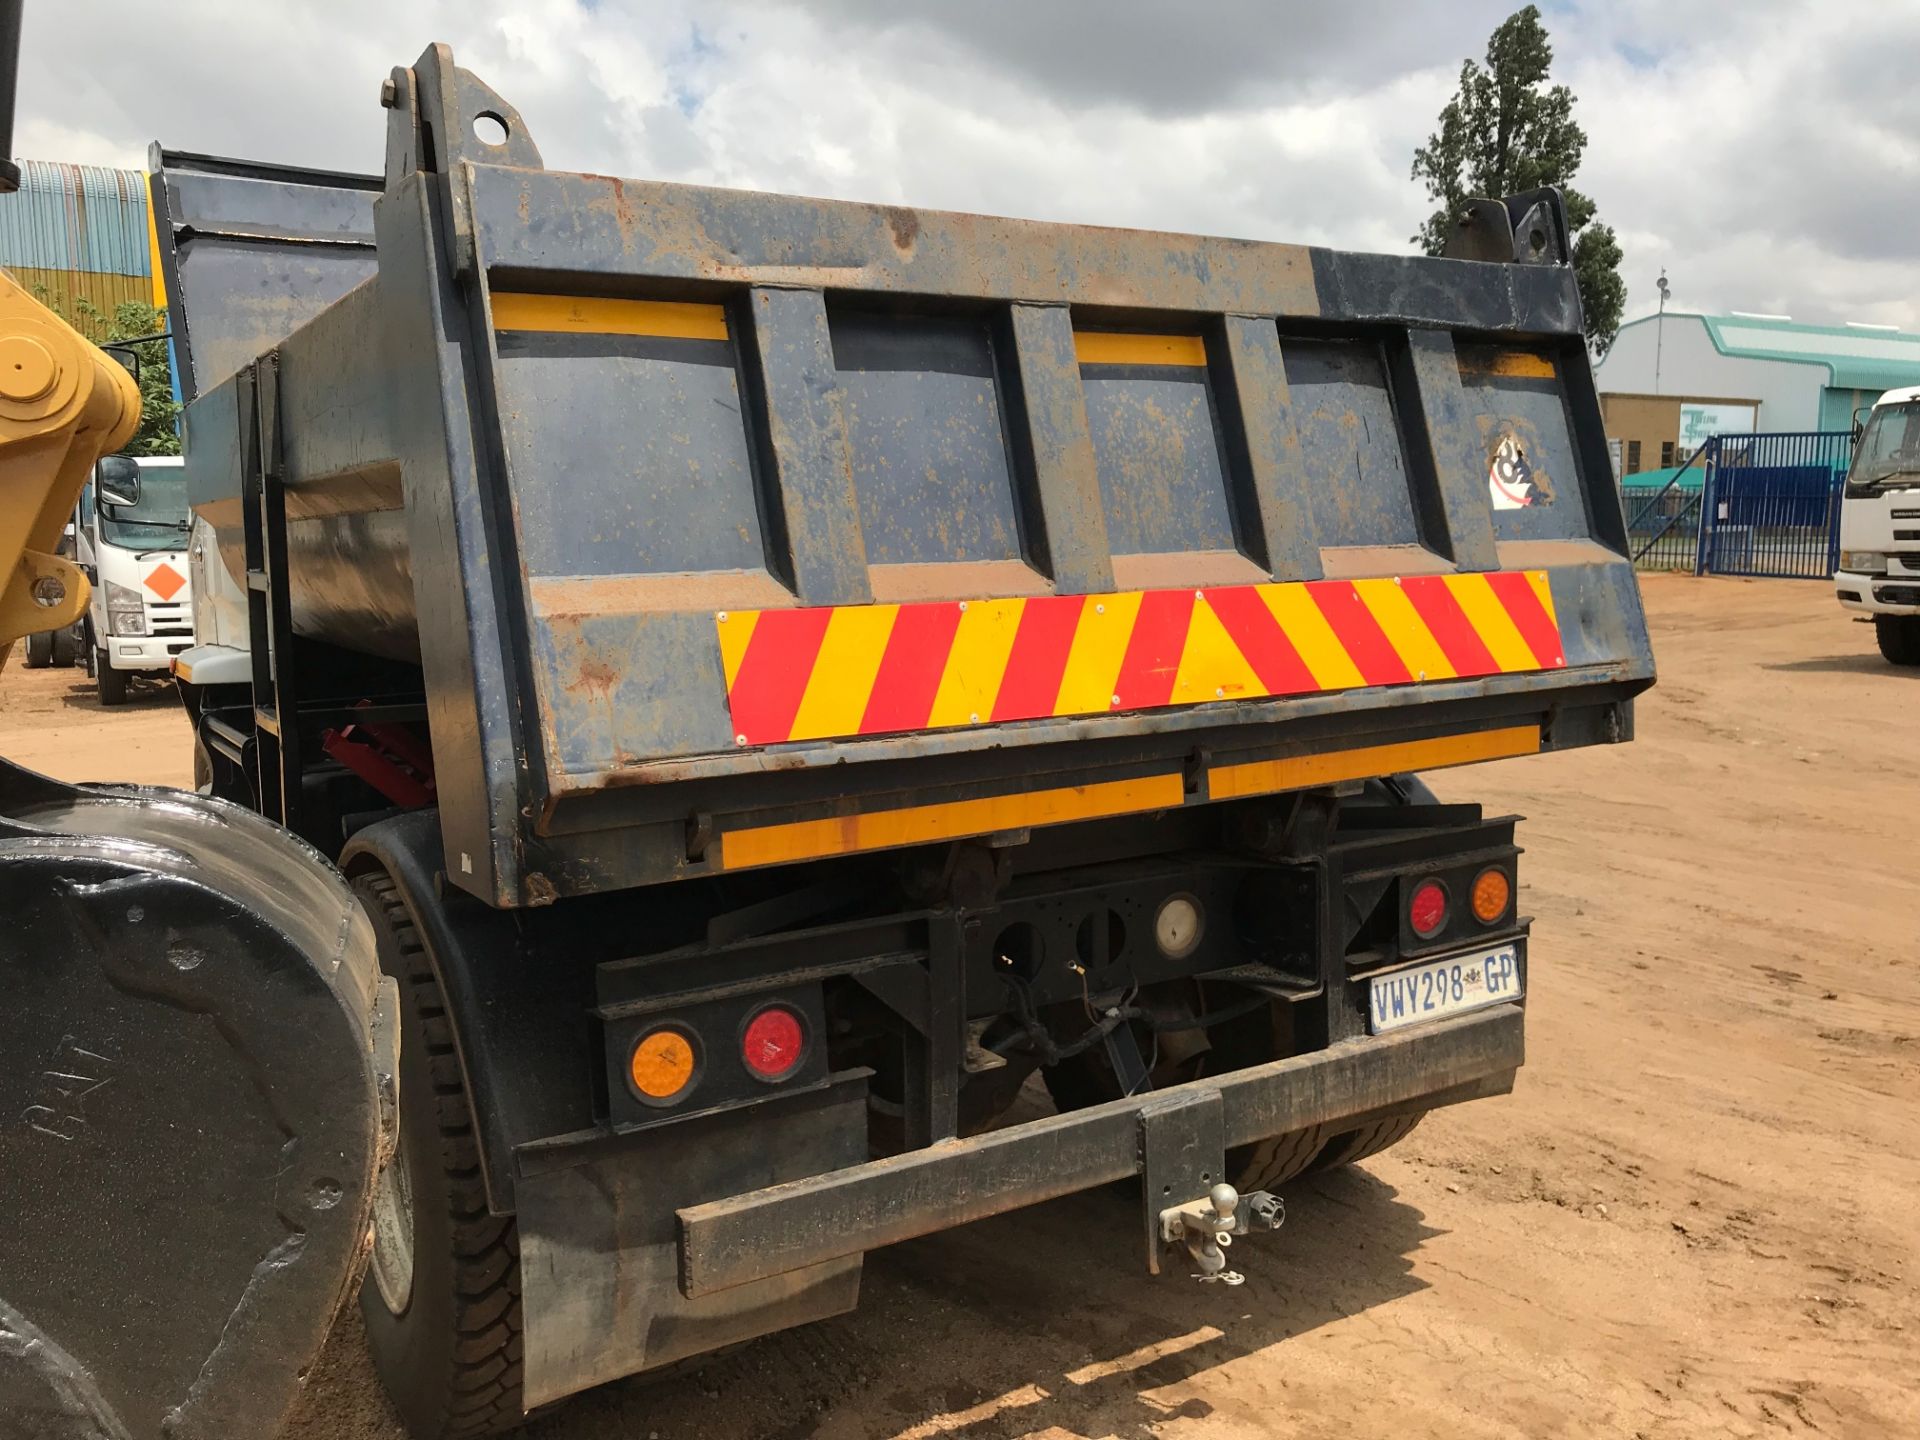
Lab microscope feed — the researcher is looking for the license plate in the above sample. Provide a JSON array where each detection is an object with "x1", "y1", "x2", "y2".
[{"x1": 1368, "y1": 944, "x2": 1522, "y2": 1034}]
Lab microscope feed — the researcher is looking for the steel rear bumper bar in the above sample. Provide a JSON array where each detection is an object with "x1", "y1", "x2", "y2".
[{"x1": 677, "y1": 1003, "x2": 1524, "y2": 1297}]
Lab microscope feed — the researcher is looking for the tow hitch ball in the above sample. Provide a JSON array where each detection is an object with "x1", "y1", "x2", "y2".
[{"x1": 1160, "y1": 1183, "x2": 1285, "y2": 1285}]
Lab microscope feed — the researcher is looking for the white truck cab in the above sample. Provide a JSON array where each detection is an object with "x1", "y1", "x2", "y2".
[
  {"x1": 1835, "y1": 386, "x2": 1920, "y2": 665},
  {"x1": 76, "y1": 454, "x2": 196, "y2": 704}
]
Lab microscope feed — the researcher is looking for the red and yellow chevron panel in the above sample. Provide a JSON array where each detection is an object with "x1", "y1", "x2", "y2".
[{"x1": 717, "y1": 571, "x2": 1563, "y2": 747}]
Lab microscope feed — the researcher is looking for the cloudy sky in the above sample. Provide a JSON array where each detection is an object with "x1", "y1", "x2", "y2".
[{"x1": 23, "y1": 1, "x2": 1920, "y2": 329}]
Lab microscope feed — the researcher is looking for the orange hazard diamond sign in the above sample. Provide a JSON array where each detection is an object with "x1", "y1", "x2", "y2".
[{"x1": 145, "y1": 562, "x2": 185, "y2": 601}]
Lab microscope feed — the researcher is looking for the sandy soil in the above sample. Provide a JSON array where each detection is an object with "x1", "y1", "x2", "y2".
[
  {"x1": 5, "y1": 573, "x2": 1916, "y2": 1439},
  {"x1": 0, "y1": 661, "x2": 193, "y2": 789}
]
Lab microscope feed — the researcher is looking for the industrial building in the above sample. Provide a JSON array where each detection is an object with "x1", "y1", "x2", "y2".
[
  {"x1": 1596, "y1": 311, "x2": 1920, "y2": 476},
  {"x1": 0, "y1": 159, "x2": 158, "y2": 323}
]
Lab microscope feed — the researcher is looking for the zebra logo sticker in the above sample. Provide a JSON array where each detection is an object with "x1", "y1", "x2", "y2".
[{"x1": 1489, "y1": 434, "x2": 1545, "y2": 510}]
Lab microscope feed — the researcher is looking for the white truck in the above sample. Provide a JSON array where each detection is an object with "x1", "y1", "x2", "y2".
[
  {"x1": 75, "y1": 453, "x2": 197, "y2": 703},
  {"x1": 1836, "y1": 386, "x2": 1920, "y2": 666}
]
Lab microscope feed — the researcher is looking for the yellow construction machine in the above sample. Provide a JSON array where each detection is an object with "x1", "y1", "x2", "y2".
[{"x1": 0, "y1": 42, "x2": 396, "y2": 1438}]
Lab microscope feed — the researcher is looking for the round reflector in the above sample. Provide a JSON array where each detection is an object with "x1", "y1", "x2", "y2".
[
  {"x1": 1154, "y1": 894, "x2": 1204, "y2": 959},
  {"x1": 1408, "y1": 879, "x2": 1449, "y2": 939},
  {"x1": 1471, "y1": 867, "x2": 1512, "y2": 924},
  {"x1": 742, "y1": 1006, "x2": 806, "y2": 1082},
  {"x1": 630, "y1": 1028, "x2": 697, "y2": 1101}
]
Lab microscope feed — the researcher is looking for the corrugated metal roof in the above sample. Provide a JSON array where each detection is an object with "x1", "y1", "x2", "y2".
[
  {"x1": 0, "y1": 160, "x2": 151, "y2": 278},
  {"x1": 1681, "y1": 312, "x2": 1920, "y2": 393}
]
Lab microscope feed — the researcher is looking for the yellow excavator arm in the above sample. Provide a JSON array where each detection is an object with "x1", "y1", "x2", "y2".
[
  {"x1": 0, "y1": 213, "x2": 395, "y2": 1440},
  {"x1": 0, "y1": 267, "x2": 140, "y2": 668}
]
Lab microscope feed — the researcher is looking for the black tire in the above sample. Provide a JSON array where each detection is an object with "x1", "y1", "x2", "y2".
[
  {"x1": 49, "y1": 625, "x2": 78, "y2": 668},
  {"x1": 95, "y1": 650, "x2": 128, "y2": 706},
  {"x1": 22, "y1": 630, "x2": 51, "y2": 668},
  {"x1": 1230, "y1": 772, "x2": 1439, "y2": 1190},
  {"x1": 1875, "y1": 615, "x2": 1920, "y2": 667},
  {"x1": 1230, "y1": 1123, "x2": 1334, "y2": 1192},
  {"x1": 355, "y1": 873, "x2": 526, "y2": 1439},
  {"x1": 1040, "y1": 996, "x2": 1328, "y2": 1195},
  {"x1": 1310, "y1": 1111, "x2": 1426, "y2": 1173}
]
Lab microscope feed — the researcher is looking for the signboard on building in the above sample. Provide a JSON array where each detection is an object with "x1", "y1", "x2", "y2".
[{"x1": 1678, "y1": 402, "x2": 1756, "y2": 451}]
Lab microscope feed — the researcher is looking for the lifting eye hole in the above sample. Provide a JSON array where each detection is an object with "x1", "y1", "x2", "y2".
[
  {"x1": 1074, "y1": 909, "x2": 1127, "y2": 968},
  {"x1": 473, "y1": 112, "x2": 509, "y2": 147},
  {"x1": 993, "y1": 922, "x2": 1045, "y2": 980}
]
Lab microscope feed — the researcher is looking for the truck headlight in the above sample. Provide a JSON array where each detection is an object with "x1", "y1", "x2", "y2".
[
  {"x1": 1840, "y1": 550, "x2": 1884, "y2": 573},
  {"x1": 105, "y1": 579, "x2": 147, "y2": 636}
]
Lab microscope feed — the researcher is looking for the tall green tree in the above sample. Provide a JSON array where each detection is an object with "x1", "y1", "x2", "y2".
[
  {"x1": 35, "y1": 293, "x2": 181, "y2": 455},
  {"x1": 1411, "y1": 6, "x2": 1625, "y2": 355}
]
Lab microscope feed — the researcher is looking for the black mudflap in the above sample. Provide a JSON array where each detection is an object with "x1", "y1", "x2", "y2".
[{"x1": 0, "y1": 758, "x2": 397, "y2": 1440}]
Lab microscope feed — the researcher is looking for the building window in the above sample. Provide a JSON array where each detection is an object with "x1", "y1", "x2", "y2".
[
  {"x1": 1627, "y1": 440, "x2": 1642, "y2": 474},
  {"x1": 1660, "y1": 441, "x2": 1675, "y2": 468}
]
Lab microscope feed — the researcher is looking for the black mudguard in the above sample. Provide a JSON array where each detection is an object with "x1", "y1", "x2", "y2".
[{"x1": 0, "y1": 757, "x2": 397, "y2": 1439}]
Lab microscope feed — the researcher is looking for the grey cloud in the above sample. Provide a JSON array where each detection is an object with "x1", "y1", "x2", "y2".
[
  {"x1": 1560, "y1": 0, "x2": 1920, "y2": 325},
  {"x1": 742, "y1": 0, "x2": 1518, "y2": 115},
  {"x1": 12, "y1": 0, "x2": 1920, "y2": 331}
]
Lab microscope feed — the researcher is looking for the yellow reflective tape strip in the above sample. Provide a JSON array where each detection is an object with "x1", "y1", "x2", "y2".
[
  {"x1": 1256, "y1": 584, "x2": 1365, "y2": 690},
  {"x1": 1054, "y1": 590, "x2": 1145, "y2": 715},
  {"x1": 1208, "y1": 726, "x2": 1541, "y2": 802},
  {"x1": 788, "y1": 603, "x2": 900, "y2": 741},
  {"x1": 717, "y1": 773, "x2": 1186, "y2": 870},
  {"x1": 927, "y1": 598, "x2": 1026, "y2": 728},
  {"x1": 1445, "y1": 573, "x2": 1537, "y2": 671},
  {"x1": 1169, "y1": 593, "x2": 1263, "y2": 704},
  {"x1": 1351, "y1": 578, "x2": 1457, "y2": 681},
  {"x1": 717, "y1": 610, "x2": 760, "y2": 691},
  {"x1": 1526, "y1": 568, "x2": 1558, "y2": 625},
  {"x1": 1460, "y1": 350, "x2": 1556, "y2": 379},
  {"x1": 491, "y1": 293, "x2": 730, "y2": 341},
  {"x1": 144, "y1": 174, "x2": 167, "y2": 307},
  {"x1": 1073, "y1": 332, "x2": 1208, "y2": 367}
]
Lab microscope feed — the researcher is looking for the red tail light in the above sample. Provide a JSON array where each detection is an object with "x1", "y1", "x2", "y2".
[
  {"x1": 741, "y1": 1005, "x2": 806, "y2": 1082},
  {"x1": 1408, "y1": 879, "x2": 1449, "y2": 939}
]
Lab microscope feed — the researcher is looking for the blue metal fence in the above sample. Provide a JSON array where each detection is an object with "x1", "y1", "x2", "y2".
[
  {"x1": 1695, "y1": 431, "x2": 1853, "y2": 579},
  {"x1": 1626, "y1": 451, "x2": 1708, "y2": 572}
]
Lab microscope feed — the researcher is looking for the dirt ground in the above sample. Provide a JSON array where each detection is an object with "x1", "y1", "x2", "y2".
[{"x1": 4, "y1": 573, "x2": 1916, "y2": 1440}]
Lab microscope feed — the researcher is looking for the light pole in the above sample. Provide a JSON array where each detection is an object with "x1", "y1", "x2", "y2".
[{"x1": 1654, "y1": 269, "x2": 1671, "y2": 395}]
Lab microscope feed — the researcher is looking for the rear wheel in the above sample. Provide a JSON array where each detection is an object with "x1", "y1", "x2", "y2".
[
  {"x1": 1310, "y1": 1111, "x2": 1426, "y2": 1173},
  {"x1": 49, "y1": 625, "x2": 78, "y2": 667},
  {"x1": 22, "y1": 630, "x2": 50, "y2": 668},
  {"x1": 95, "y1": 650, "x2": 128, "y2": 706},
  {"x1": 1875, "y1": 615, "x2": 1920, "y2": 666},
  {"x1": 1230, "y1": 1122, "x2": 1334, "y2": 1192},
  {"x1": 355, "y1": 873, "x2": 526, "y2": 1439},
  {"x1": 1041, "y1": 991, "x2": 1329, "y2": 1194}
]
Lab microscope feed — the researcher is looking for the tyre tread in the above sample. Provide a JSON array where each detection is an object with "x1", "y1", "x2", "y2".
[
  {"x1": 1311, "y1": 1112, "x2": 1426, "y2": 1173},
  {"x1": 359, "y1": 874, "x2": 525, "y2": 1438},
  {"x1": 1875, "y1": 615, "x2": 1920, "y2": 666},
  {"x1": 1229, "y1": 1125, "x2": 1329, "y2": 1192}
]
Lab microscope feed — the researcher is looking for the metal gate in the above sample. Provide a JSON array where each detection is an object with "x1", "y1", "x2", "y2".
[
  {"x1": 1629, "y1": 431, "x2": 1853, "y2": 578},
  {"x1": 1698, "y1": 431, "x2": 1852, "y2": 578}
]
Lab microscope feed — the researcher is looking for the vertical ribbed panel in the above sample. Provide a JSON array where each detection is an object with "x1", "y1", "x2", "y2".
[{"x1": 0, "y1": 160, "x2": 151, "y2": 279}]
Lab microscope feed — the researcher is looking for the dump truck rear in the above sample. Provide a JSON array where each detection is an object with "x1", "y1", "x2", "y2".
[{"x1": 157, "y1": 44, "x2": 1653, "y2": 1435}]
